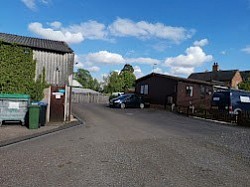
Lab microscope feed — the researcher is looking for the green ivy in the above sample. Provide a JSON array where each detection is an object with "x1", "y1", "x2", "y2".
[{"x1": 0, "y1": 41, "x2": 48, "y2": 101}]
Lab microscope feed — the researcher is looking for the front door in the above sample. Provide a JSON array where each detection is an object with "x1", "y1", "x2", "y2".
[{"x1": 50, "y1": 86, "x2": 65, "y2": 122}]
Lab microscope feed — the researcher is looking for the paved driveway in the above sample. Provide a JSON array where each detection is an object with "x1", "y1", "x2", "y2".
[{"x1": 0, "y1": 103, "x2": 250, "y2": 186}]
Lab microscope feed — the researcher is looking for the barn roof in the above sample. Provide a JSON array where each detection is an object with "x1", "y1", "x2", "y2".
[{"x1": 0, "y1": 32, "x2": 73, "y2": 53}]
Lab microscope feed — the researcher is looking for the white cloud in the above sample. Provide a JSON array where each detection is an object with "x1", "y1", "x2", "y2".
[
  {"x1": 21, "y1": 0, "x2": 36, "y2": 10},
  {"x1": 241, "y1": 46, "x2": 250, "y2": 54},
  {"x1": 164, "y1": 45, "x2": 213, "y2": 76},
  {"x1": 86, "y1": 66, "x2": 100, "y2": 72},
  {"x1": 169, "y1": 67, "x2": 195, "y2": 76},
  {"x1": 28, "y1": 22, "x2": 84, "y2": 44},
  {"x1": 21, "y1": 0, "x2": 50, "y2": 11},
  {"x1": 86, "y1": 51, "x2": 126, "y2": 65},
  {"x1": 74, "y1": 62, "x2": 84, "y2": 69},
  {"x1": 153, "y1": 67, "x2": 164, "y2": 74},
  {"x1": 68, "y1": 20, "x2": 108, "y2": 40},
  {"x1": 193, "y1": 39, "x2": 209, "y2": 47},
  {"x1": 74, "y1": 55, "x2": 85, "y2": 69},
  {"x1": 220, "y1": 50, "x2": 227, "y2": 55},
  {"x1": 108, "y1": 18, "x2": 195, "y2": 43},
  {"x1": 28, "y1": 18, "x2": 195, "y2": 44},
  {"x1": 134, "y1": 65, "x2": 144, "y2": 78},
  {"x1": 126, "y1": 57, "x2": 161, "y2": 65},
  {"x1": 49, "y1": 21, "x2": 62, "y2": 29}
]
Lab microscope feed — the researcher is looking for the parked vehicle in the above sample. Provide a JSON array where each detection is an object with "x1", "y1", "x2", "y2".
[
  {"x1": 211, "y1": 89, "x2": 250, "y2": 114},
  {"x1": 109, "y1": 93, "x2": 145, "y2": 109},
  {"x1": 109, "y1": 92, "x2": 124, "y2": 101}
]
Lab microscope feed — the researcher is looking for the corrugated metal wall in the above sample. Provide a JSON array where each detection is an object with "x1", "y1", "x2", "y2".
[{"x1": 33, "y1": 50, "x2": 74, "y2": 85}]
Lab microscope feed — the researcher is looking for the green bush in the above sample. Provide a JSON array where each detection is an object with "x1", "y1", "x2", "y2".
[{"x1": 0, "y1": 41, "x2": 48, "y2": 101}]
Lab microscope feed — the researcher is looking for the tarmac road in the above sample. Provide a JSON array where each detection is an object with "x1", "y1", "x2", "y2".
[{"x1": 0, "y1": 103, "x2": 250, "y2": 186}]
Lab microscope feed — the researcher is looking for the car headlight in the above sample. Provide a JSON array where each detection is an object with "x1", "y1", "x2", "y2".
[{"x1": 114, "y1": 99, "x2": 121, "y2": 103}]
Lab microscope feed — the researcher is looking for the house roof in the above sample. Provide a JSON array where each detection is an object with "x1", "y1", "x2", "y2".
[
  {"x1": 0, "y1": 32, "x2": 73, "y2": 53},
  {"x1": 188, "y1": 70, "x2": 239, "y2": 82},
  {"x1": 136, "y1": 73, "x2": 213, "y2": 86},
  {"x1": 240, "y1": 71, "x2": 250, "y2": 81}
]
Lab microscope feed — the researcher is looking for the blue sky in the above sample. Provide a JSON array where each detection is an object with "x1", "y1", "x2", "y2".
[{"x1": 1, "y1": 0, "x2": 250, "y2": 81}]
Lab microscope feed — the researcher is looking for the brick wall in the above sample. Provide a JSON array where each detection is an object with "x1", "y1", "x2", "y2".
[
  {"x1": 231, "y1": 71, "x2": 243, "y2": 88},
  {"x1": 176, "y1": 81, "x2": 213, "y2": 110}
]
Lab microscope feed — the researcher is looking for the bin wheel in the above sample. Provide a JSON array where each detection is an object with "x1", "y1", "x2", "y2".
[
  {"x1": 21, "y1": 121, "x2": 25, "y2": 126},
  {"x1": 0, "y1": 121, "x2": 2, "y2": 126}
]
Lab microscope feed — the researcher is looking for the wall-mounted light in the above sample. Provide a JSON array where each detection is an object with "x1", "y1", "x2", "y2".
[{"x1": 56, "y1": 67, "x2": 60, "y2": 72}]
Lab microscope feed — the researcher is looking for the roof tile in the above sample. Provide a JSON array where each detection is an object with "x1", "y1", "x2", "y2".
[{"x1": 0, "y1": 32, "x2": 73, "y2": 53}]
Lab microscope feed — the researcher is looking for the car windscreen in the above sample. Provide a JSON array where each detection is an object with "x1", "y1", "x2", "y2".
[{"x1": 116, "y1": 94, "x2": 131, "y2": 100}]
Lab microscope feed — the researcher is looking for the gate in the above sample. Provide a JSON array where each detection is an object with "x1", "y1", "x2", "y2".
[{"x1": 50, "y1": 86, "x2": 65, "y2": 122}]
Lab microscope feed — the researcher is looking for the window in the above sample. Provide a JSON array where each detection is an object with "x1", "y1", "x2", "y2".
[
  {"x1": 186, "y1": 86, "x2": 193, "y2": 97},
  {"x1": 144, "y1": 85, "x2": 148, "y2": 95},
  {"x1": 140, "y1": 84, "x2": 149, "y2": 95},
  {"x1": 140, "y1": 85, "x2": 144, "y2": 94}
]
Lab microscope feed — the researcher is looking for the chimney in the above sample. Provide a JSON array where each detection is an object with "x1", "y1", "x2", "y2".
[{"x1": 212, "y1": 62, "x2": 219, "y2": 72}]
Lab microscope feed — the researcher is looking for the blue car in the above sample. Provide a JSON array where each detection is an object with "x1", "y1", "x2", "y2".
[
  {"x1": 109, "y1": 93, "x2": 145, "y2": 109},
  {"x1": 211, "y1": 89, "x2": 250, "y2": 114}
]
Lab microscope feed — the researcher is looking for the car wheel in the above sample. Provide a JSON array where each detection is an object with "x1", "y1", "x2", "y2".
[
  {"x1": 140, "y1": 103, "x2": 144, "y2": 109},
  {"x1": 120, "y1": 103, "x2": 125, "y2": 109}
]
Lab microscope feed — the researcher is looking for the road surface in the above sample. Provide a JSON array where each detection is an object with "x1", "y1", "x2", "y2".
[{"x1": 0, "y1": 103, "x2": 250, "y2": 186}]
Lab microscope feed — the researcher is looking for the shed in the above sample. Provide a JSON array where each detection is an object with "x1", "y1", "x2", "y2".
[
  {"x1": 0, "y1": 32, "x2": 74, "y2": 122},
  {"x1": 135, "y1": 73, "x2": 213, "y2": 109}
]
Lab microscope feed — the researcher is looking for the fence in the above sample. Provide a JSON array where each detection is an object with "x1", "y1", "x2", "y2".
[
  {"x1": 173, "y1": 105, "x2": 250, "y2": 126},
  {"x1": 71, "y1": 93, "x2": 109, "y2": 104}
]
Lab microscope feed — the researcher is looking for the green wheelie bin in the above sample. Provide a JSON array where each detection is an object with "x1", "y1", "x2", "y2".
[{"x1": 29, "y1": 104, "x2": 40, "y2": 129}]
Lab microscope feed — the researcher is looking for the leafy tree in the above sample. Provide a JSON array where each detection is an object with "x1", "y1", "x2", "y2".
[
  {"x1": 103, "y1": 64, "x2": 136, "y2": 93},
  {"x1": 74, "y1": 69, "x2": 92, "y2": 88},
  {"x1": 239, "y1": 79, "x2": 250, "y2": 91},
  {"x1": 121, "y1": 64, "x2": 134, "y2": 73},
  {"x1": 103, "y1": 71, "x2": 123, "y2": 93},
  {"x1": 89, "y1": 78, "x2": 101, "y2": 92},
  {"x1": 74, "y1": 68, "x2": 101, "y2": 91},
  {"x1": 120, "y1": 71, "x2": 136, "y2": 92}
]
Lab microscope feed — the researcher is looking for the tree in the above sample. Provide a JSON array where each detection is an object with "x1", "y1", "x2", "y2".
[
  {"x1": 239, "y1": 80, "x2": 250, "y2": 91},
  {"x1": 103, "y1": 64, "x2": 136, "y2": 93},
  {"x1": 103, "y1": 71, "x2": 123, "y2": 93},
  {"x1": 74, "y1": 68, "x2": 100, "y2": 91},
  {"x1": 121, "y1": 64, "x2": 134, "y2": 73},
  {"x1": 120, "y1": 71, "x2": 136, "y2": 92}
]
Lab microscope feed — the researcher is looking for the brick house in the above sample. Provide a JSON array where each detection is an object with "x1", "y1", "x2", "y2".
[
  {"x1": 0, "y1": 32, "x2": 74, "y2": 122},
  {"x1": 188, "y1": 63, "x2": 243, "y2": 89},
  {"x1": 135, "y1": 73, "x2": 213, "y2": 110}
]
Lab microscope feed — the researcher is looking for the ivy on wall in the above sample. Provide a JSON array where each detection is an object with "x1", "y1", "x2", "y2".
[{"x1": 0, "y1": 41, "x2": 48, "y2": 101}]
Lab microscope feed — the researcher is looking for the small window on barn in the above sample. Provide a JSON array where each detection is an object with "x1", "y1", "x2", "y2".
[
  {"x1": 144, "y1": 84, "x2": 149, "y2": 95},
  {"x1": 140, "y1": 85, "x2": 144, "y2": 94},
  {"x1": 186, "y1": 86, "x2": 193, "y2": 97},
  {"x1": 140, "y1": 84, "x2": 149, "y2": 95}
]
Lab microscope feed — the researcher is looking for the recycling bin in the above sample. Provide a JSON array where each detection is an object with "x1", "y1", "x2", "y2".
[
  {"x1": 0, "y1": 94, "x2": 30, "y2": 126},
  {"x1": 38, "y1": 102, "x2": 48, "y2": 126},
  {"x1": 29, "y1": 104, "x2": 40, "y2": 129}
]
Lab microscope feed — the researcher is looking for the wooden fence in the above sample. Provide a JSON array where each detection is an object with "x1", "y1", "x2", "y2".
[
  {"x1": 72, "y1": 93, "x2": 109, "y2": 104},
  {"x1": 173, "y1": 105, "x2": 250, "y2": 126}
]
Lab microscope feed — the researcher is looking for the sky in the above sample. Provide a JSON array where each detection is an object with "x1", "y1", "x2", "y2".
[{"x1": 1, "y1": 0, "x2": 250, "y2": 81}]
